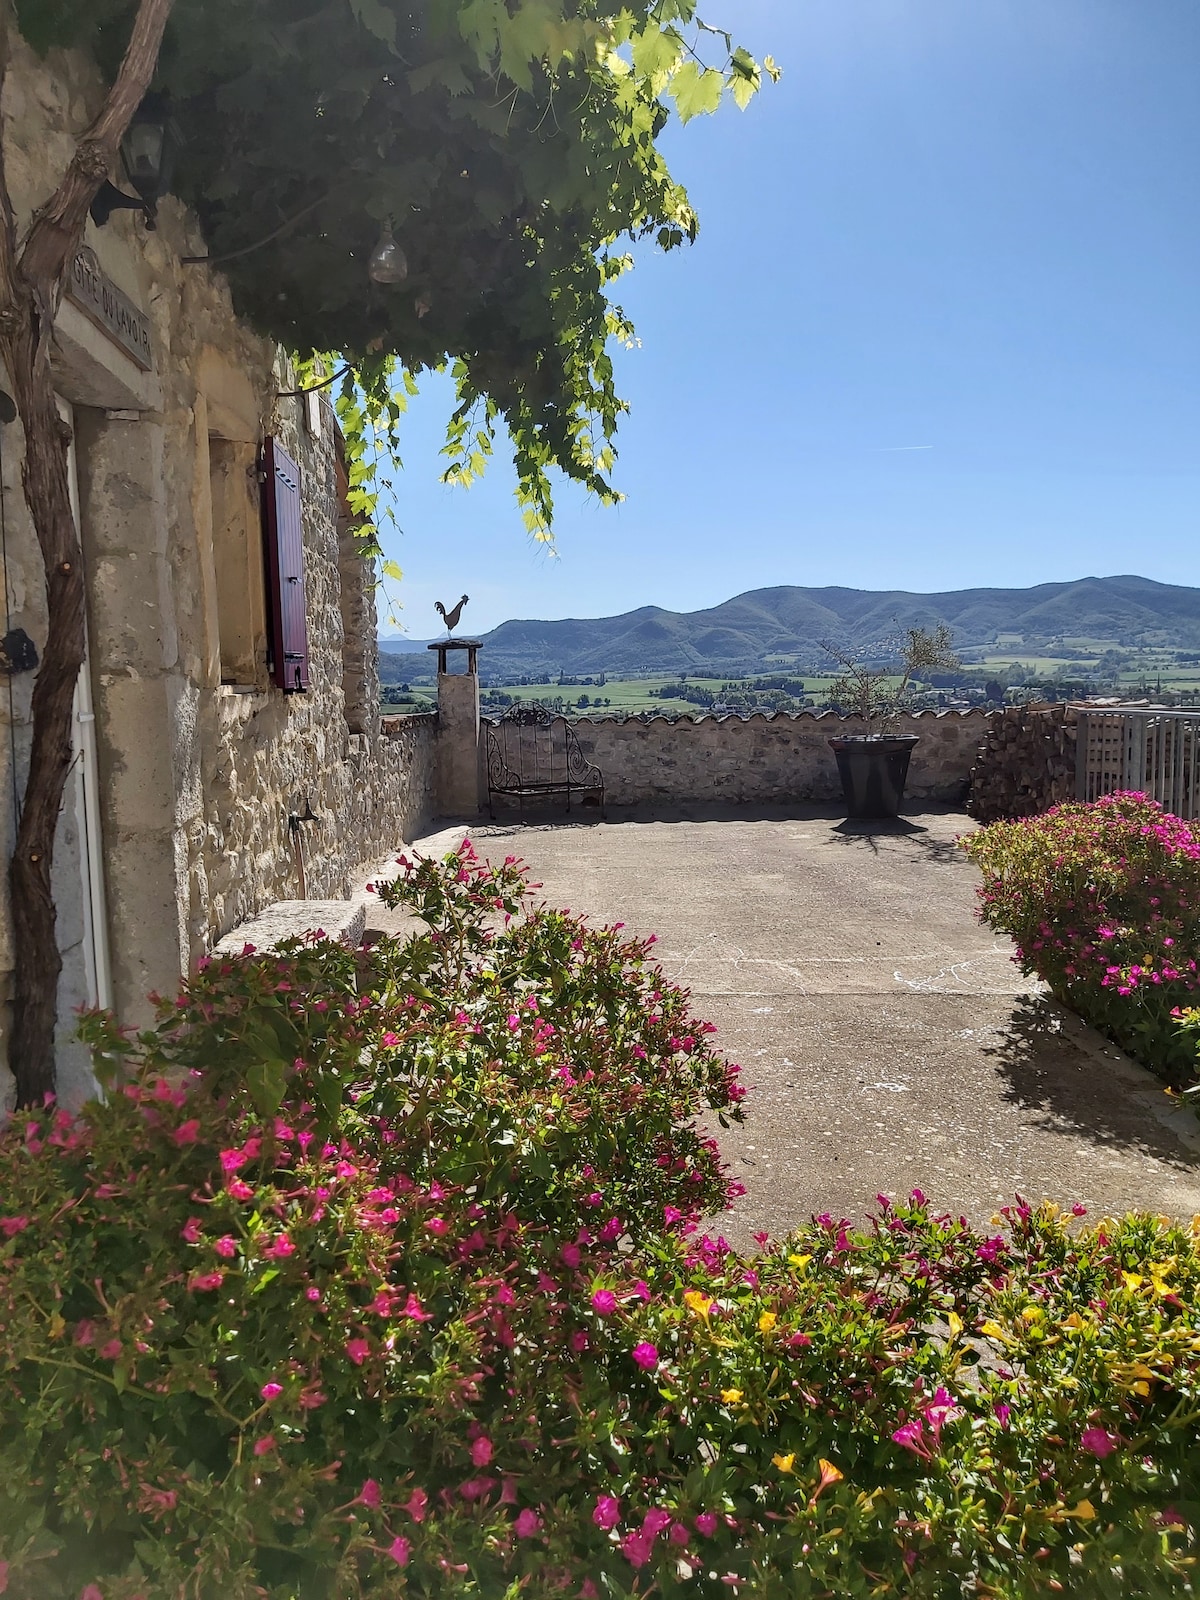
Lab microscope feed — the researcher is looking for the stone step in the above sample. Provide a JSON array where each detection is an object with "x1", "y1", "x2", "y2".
[{"x1": 213, "y1": 899, "x2": 365, "y2": 956}]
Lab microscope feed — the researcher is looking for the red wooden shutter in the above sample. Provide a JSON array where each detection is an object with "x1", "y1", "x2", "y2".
[{"x1": 261, "y1": 436, "x2": 310, "y2": 692}]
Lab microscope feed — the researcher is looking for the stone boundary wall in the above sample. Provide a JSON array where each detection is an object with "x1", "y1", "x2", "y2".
[
  {"x1": 566, "y1": 710, "x2": 989, "y2": 808},
  {"x1": 375, "y1": 713, "x2": 439, "y2": 843},
  {"x1": 967, "y1": 705, "x2": 1078, "y2": 824}
]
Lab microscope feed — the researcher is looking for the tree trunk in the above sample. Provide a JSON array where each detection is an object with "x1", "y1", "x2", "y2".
[{"x1": 0, "y1": 0, "x2": 173, "y2": 1104}]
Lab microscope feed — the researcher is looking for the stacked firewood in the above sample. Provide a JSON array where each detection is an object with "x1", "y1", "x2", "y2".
[{"x1": 966, "y1": 704, "x2": 1078, "y2": 823}]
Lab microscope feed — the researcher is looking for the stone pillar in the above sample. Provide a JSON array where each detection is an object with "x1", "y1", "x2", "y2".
[
  {"x1": 431, "y1": 640, "x2": 482, "y2": 815},
  {"x1": 74, "y1": 408, "x2": 189, "y2": 1025}
]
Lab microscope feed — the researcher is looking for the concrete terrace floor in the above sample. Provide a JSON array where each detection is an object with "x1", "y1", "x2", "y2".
[{"x1": 368, "y1": 806, "x2": 1200, "y2": 1245}]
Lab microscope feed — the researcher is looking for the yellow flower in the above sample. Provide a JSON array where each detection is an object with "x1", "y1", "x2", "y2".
[
  {"x1": 980, "y1": 1320, "x2": 1007, "y2": 1341},
  {"x1": 1122, "y1": 1272, "x2": 1144, "y2": 1292},
  {"x1": 816, "y1": 1459, "x2": 843, "y2": 1489},
  {"x1": 788, "y1": 1253, "x2": 812, "y2": 1269},
  {"x1": 1021, "y1": 1306, "x2": 1043, "y2": 1323},
  {"x1": 771, "y1": 1452, "x2": 796, "y2": 1474},
  {"x1": 758, "y1": 1311, "x2": 777, "y2": 1334},
  {"x1": 684, "y1": 1290, "x2": 713, "y2": 1320},
  {"x1": 946, "y1": 1312, "x2": 963, "y2": 1338},
  {"x1": 720, "y1": 1388, "x2": 744, "y2": 1405},
  {"x1": 1064, "y1": 1499, "x2": 1096, "y2": 1520}
]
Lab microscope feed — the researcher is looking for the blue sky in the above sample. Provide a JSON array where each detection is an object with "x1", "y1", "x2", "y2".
[{"x1": 378, "y1": 0, "x2": 1200, "y2": 638}]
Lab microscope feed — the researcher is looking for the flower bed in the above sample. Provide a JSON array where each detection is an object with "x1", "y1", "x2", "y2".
[
  {"x1": 1, "y1": 843, "x2": 1198, "y2": 1597},
  {"x1": 963, "y1": 792, "x2": 1200, "y2": 1086}
]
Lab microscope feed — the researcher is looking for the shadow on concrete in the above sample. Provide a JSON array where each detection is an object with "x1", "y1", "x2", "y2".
[
  {"x1": 983, "y1": 995, "x2": 1198, "y2": 1170},
  {"x1": 827, "y1": 815, "x2": 966, "y2": 866},
  {"x1": 473, "y1": 800, "x2": 973, "y2": 831}
]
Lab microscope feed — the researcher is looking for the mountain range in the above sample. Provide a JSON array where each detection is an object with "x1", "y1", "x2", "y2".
[{"x1": 379, "y1": 576, "x2": 1200, "y2": 679}]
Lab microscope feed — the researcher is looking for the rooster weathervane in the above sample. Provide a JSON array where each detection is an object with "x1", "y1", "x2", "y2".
[{"x1": 435, "y1": 594, "x2": 469, "y2": 636}]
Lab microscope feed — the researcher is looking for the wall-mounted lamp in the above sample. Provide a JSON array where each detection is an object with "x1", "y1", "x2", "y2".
[
  {"x1": 367, "y1": 220, "x2": 408, "y2": 285},
  {"x1": 0, "y1": 628, "x2": 38, "y2": 674},
  {"x1": 90, "y1": 94, "x2": 181, "y2": 230}
]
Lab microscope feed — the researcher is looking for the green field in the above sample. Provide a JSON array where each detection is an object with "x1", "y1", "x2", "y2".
[{"x1": 474, "y1": 674, "x2": 845, "y2": 717}]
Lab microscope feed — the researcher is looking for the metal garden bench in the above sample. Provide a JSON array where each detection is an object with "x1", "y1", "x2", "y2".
[{"x1": 485, "y1": 702, "x2": 606, "y2": 818}]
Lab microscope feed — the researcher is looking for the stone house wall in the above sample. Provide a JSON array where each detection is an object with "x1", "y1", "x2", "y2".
[
  {"x1": 0, "y1": 33, "x2": 432, "y2": 1108},
  {"x1": 563, "y1": 710, "x2": 989, "y2": 808},
  {"x1": 966, "y1": 705, "x2": 1079, "y2": 823}
]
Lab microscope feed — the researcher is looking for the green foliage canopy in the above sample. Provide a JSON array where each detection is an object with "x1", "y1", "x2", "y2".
[{"x1": 21, "y1": 0, "x2": 775, "y2": 539}]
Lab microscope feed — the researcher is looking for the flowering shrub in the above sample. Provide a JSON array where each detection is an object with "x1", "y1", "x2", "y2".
[
  {"x1": 963, "y1": 792, "x2": 1200, "y2": 1086},
  {"x1": 1, "y1": 844, "x2": 1198, "y2": 1596}
]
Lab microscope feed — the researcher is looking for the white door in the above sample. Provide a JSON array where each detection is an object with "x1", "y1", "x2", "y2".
[{"x1": 57, "y1": 396, "x2": 112, "y2": 1012}]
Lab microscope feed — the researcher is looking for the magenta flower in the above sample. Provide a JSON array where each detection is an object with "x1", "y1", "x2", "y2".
[
  {"x1": 388, "y1": 1535, "x2": 410, "y2": 1566},
  {"x1": 891, "y1": 1419, "x2": 930, "y2": 1459},
  {"x1": 620, "y1": 1528, "x2": 655, "y2": 1569},
  {"x1": 663, "y1": 1205, "x2": 683, "y2": 1226},
  {"x1": 173, "y1": 1119, "x2": 201, "y2": 1146},
  {"x1": 381, "y1": 1032, "x2": 401, "y2": 1048},
  {"x1": 346, "y1": 1337, "x2": 370, "y2": 1365},
  {"x1": 560, "y1": 1243, "x2": 582, "y2": 1268},
  {"x1": 227, "y1": 1178, "x2": 254, "y2": 1201},
  {"x1": 214, "y1": 1235, "x2": 238, "y2": 1258},
  {"x1": 181, "y1": 1216, "x2": 202, "y2": 1244},
  {"x1": 188, "y1": 1271, "x2": 224, "y2": 1292},
  {"x1": 262, "y1": 1235, "x2": 295, "y2": 1259},
  {"x1": 403, "y1": 1487, "x2": 429, "y2": 1523},
  {"x1": 253, "y1": 1435, "x2": 275, "y2": 1457},
  {"x1": 631, "y1": 1342, "x2": 659, "y2": 1371},
  {"x1": 514, "y1": 1508, "x2": 542, "y2": 1538},
  {"x1": 426, "y1": 1216, "x2": 449, "y2": 1236},
  {"x1": 80, "y1": 1587, "x2": 104, "y2": 1600},
  {"x1": 593, "y1": 1494, "x2": 621, "y2": 1530},
  {"x1": 260, "y1": 1381, "x2": 283, "y2": 1401},
  {"x1": 471, "y1": 1435, "x2": 494, "y2": 1467},
  {"x1": 669, "y1": 1523, "x2": 691, "y2": 1546},
  {"x1": 0, "y1": 1216, "x2": 30, "y2": 1238},
  {"x1": 99, "y1": 1338, "x2": 122, "y2": 1360},
  {"x1": 642, "y1": 1508, "x2": 672, "y2": 1537},
  {"x1": 219, "y1": 1147, "x2": 247, "y2": 1174},
  {"x1": 591, "y1": 1289, "x2": 618, "y2": 1316},
  {"x1": 358, "y1": 1479, "x2": 381, "y2": 1508},
  {"x1": 1081, "y1": 1426, "x2": 1118, "y2": 1458}
]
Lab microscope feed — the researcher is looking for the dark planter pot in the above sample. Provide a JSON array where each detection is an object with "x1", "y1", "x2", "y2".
[{"x1": 828, "y1": 734, "x2": 920, "y2": 818}]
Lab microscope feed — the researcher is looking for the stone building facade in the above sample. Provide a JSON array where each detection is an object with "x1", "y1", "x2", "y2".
[{"x1": 0, "y1": 32, "x2": 433, "y2": 1107}]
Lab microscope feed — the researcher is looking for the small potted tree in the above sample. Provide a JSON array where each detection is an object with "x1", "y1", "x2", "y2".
[{"x1": 824, "y1": 625, "x2": 959, "y2": 818}]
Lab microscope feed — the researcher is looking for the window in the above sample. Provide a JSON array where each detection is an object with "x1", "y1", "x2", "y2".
[{"x1": 208, "y1": 435, "x2": 265, "y2": 687}]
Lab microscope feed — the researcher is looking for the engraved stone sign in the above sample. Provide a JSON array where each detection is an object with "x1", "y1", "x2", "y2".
[{"x1": 66, "y1": 247, "x2": 153, "y2": 371}]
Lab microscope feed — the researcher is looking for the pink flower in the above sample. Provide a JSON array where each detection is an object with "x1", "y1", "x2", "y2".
[
  {"x1": 560, "y1": 1243, "x2": 582, "y2": 1269},
  {"x1": 631, "y1": 1342, "x2": 659, "y2": 1371},
  {"x1": 80, "y1": 1587, "x2": 104, "y2": 1600},
  {"x1": 591, "y1": 1290, "x2": 618, "y2": 1316},
  {"x1": 670, "y1": 1522, "x2": 690, "y2": 1545},
  {"x1": 358, "y1": 1478, "x2": 381, "y2": 1508},
  {"x1": 74, "y1": 1319, "x2": 96, "y2": 1347},
  {"x1": 1081, "y1": 1426, "x2": 1118, "y2": 1459},
  {"x1": 388, "y1": 1536, "x2": 410, "y2": 1566},
  {"x1": 695, "y1": 1512, "x2": 718, "y2": 1538},
  {"x1": 214, "y1": 1235, "x2": 237, "y2": 1258},
  {"x1": 173, "y1": 1119, "x2": 201, "y2": 1146},
  {"x1": 346, "y1": 1337, "x2": 370, "y2": 1365},
  {"x1": 181, "y1": 1216, "x2": 202, "y2": 1244},
  {"x1": 305, "y1": 1287, "x2": 321, "y2": 1302},
  {"x1": 514, "y1": 1508, "x2": 542, "y2": 1538},
  {"x1": 260, "y1": 1382, "x2": 283, "y2": 1401},
  {"x1": 0, "y1": 1216, "x2": 29, "y2": 1238},
  {"x1": 403, "y1": 1487, "x2": 428, "y2": 1523},
  {"x1": 401, "y1": 1293, "x2": 431, "y2": 1321},
  {"x1": 593, "y1": 1494, "x2": 621, "y2": 1530},
  {"x1": 426, "y1": 1217, "x2": 449, "y2": 1236},
  {"x1": 219, "y1": 1147, "x2": 247, "y2": 1174},
  {"x1": 189, "y1": 1271, "x2": 224, "y2": 1292},
  {"x1": 99, "y1": 1338, "x2": 122, "y2": 1361},
  {"x1": 620, "y1": 1528, "x2": 655, "y2": 1569},
  {"x1": 227, "y1": 1178, "x2": 254, "y2": 1201},
  {"x1": 663, "y1": 1205, "x2": 683, "y2": 1226},
  {"x1": 643, "y1": 1508, "x2": 672, "y2": 1537},
  {"x1": 253, "y1": 1435, "x2": 275, "y2": 1456},
  {"x1": 506, "y1": 1013, "x2": 521, "y2": 1031},
  {"x1": 262, "y1": 1235, "x2": 295, "y2": 1259},
  {"x1": 891, "y1": 1419, "x2": 930, "y2": 1459},
  {"x1": 471, "y1": 1435, "x2": 494, "y2": 1467}
]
